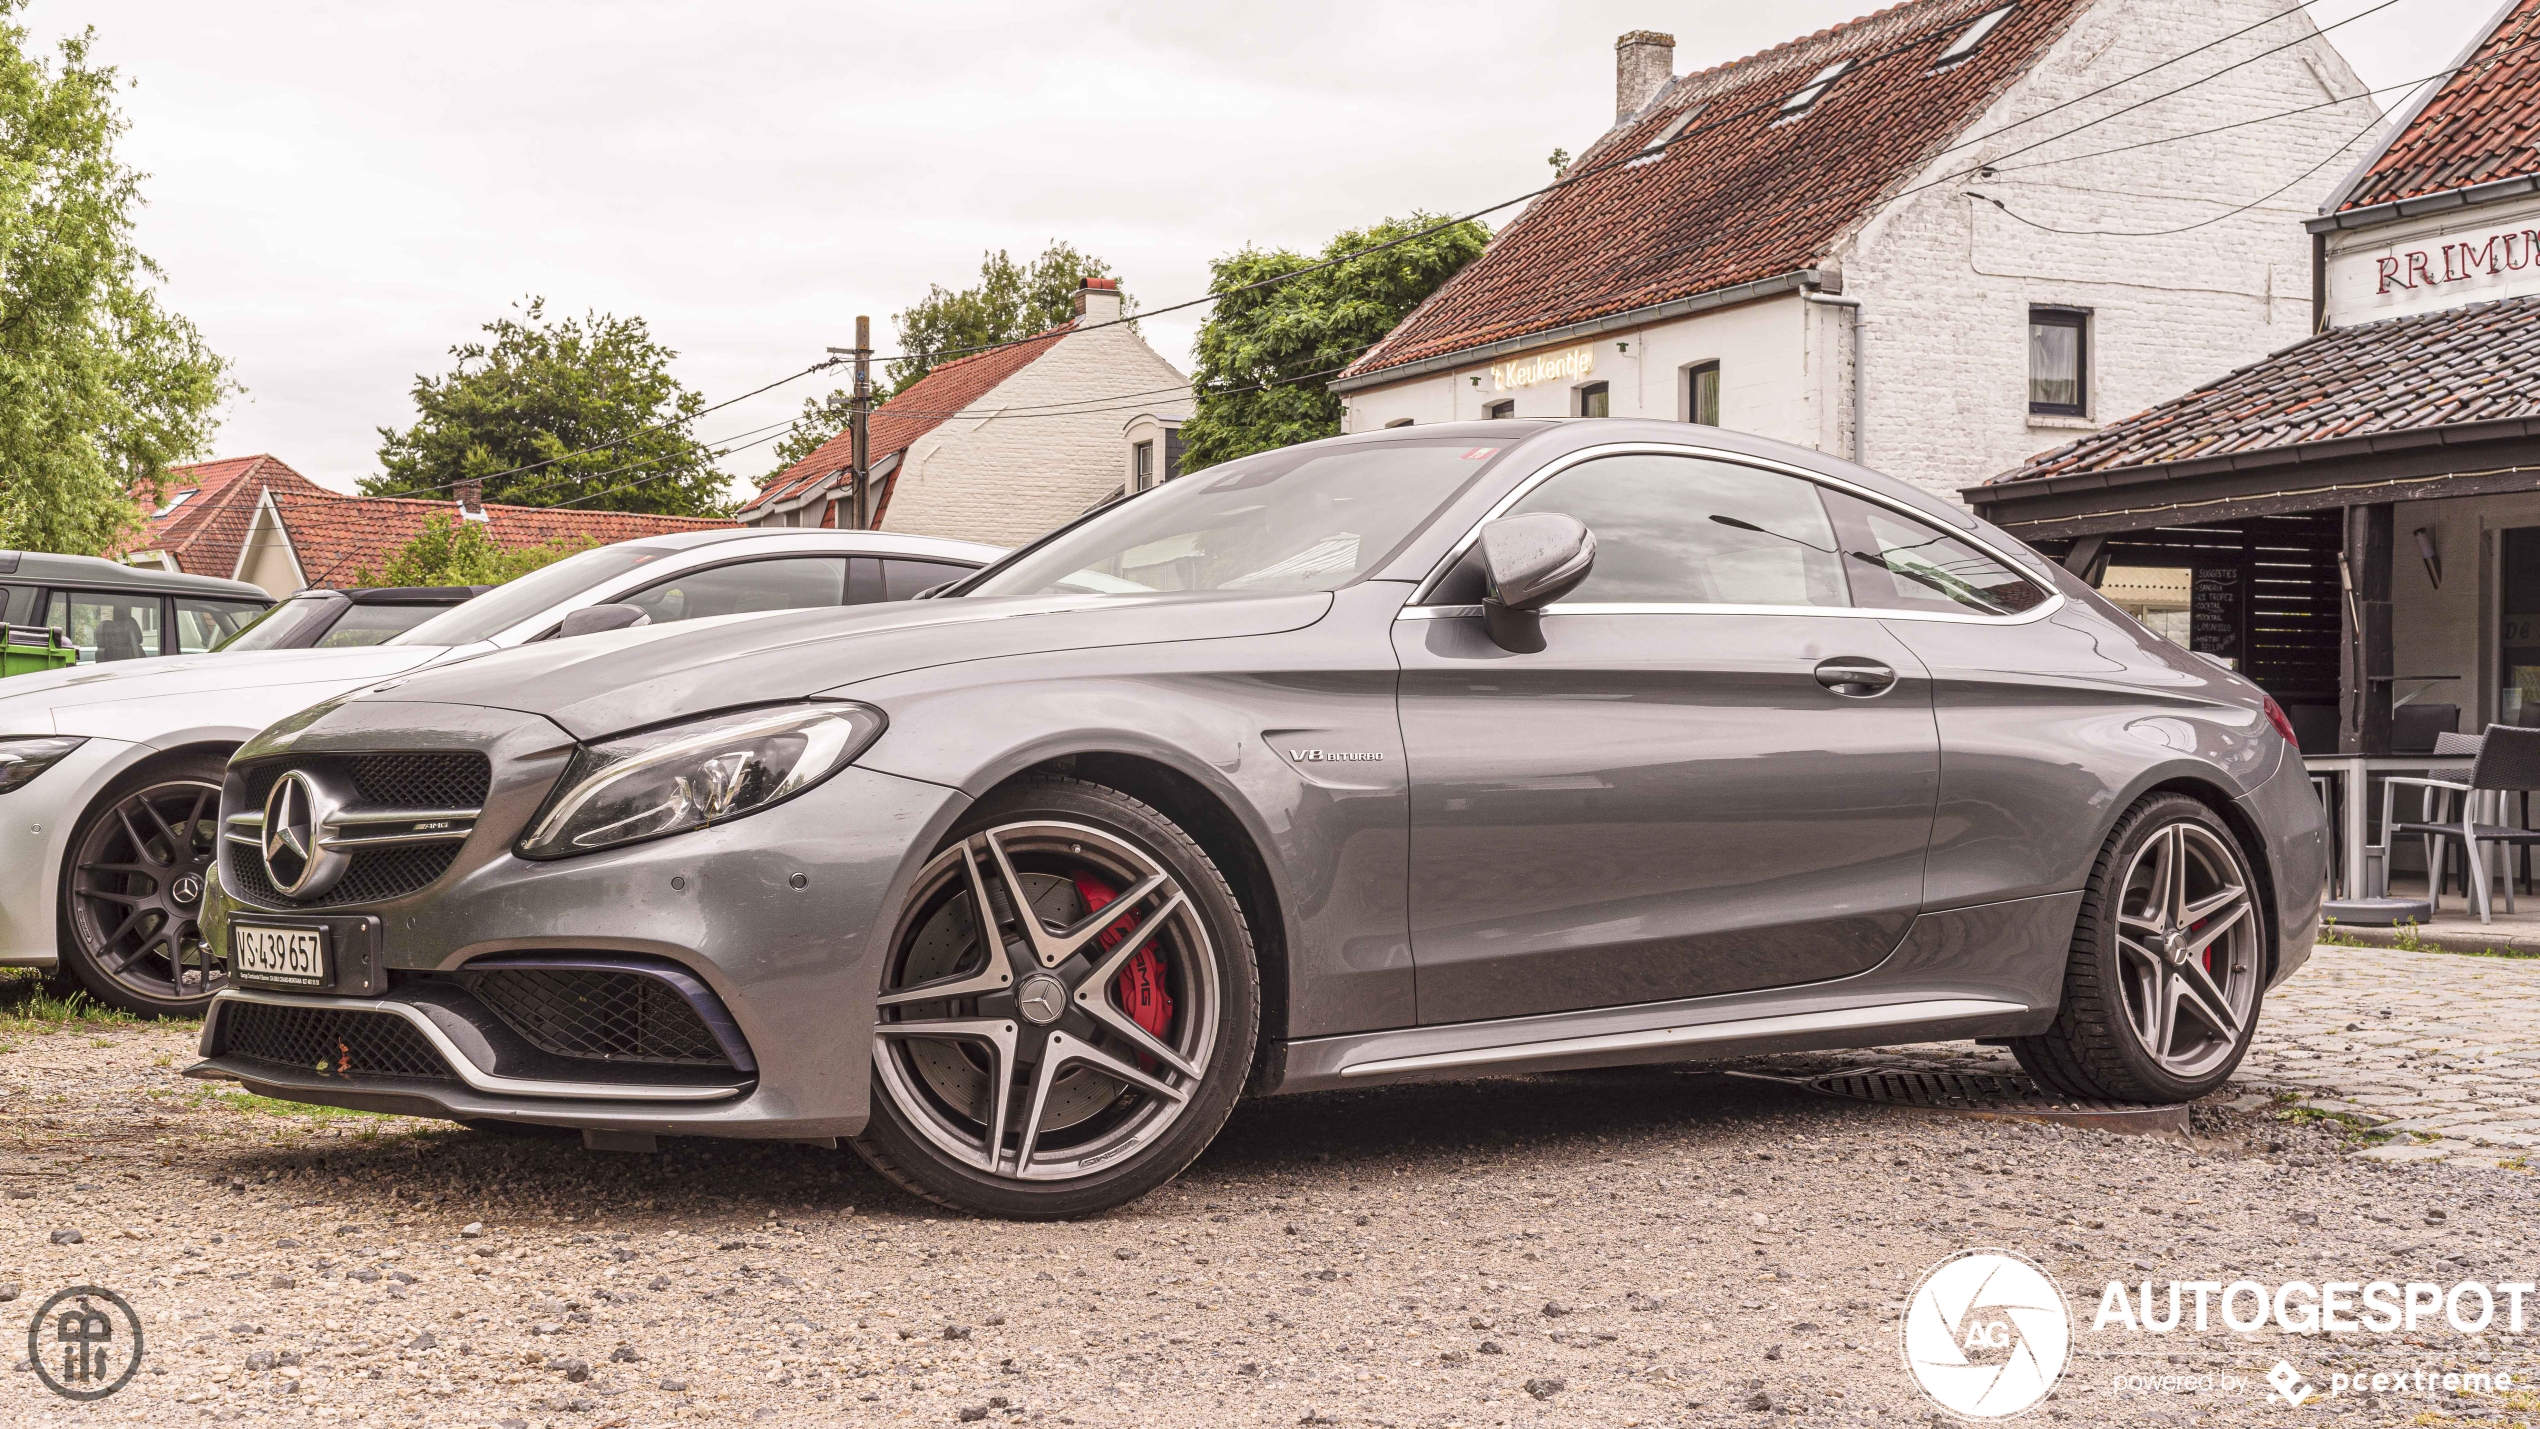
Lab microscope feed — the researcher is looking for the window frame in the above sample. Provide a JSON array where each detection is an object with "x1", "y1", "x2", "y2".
[
  {"x1": 2027, "y1": 306, "x2": 2090, "y2": 418},
  {"x1": 1576, "y1": 382, "x2": 1610, "y2": 418},
  {"x1": 1935, "y1": 5, "x2": 2015, "y2": 68},
  {"x1": 1483, "y1": 399, "x2": 1515, "y2": 420},
  {"x1": 1401, "y1": 442, "x2": 2060, "y2": 626},
  {"x1": 1132, "y1": 440, "x2": 1156, "y2": 491},
  {"x1": 1685, "y1": 362, "x2": 1722, "y2": 426}
]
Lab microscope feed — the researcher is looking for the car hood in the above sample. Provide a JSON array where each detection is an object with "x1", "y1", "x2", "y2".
[
  {"x1": 0, "y1": 645, "x2": 455, "y2": 732},
  {"x1": 369, "y1": 591, "x2": 1336, "y2": 740}
]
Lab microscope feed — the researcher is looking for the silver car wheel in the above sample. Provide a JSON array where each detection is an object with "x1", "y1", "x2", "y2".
[
  {"x1": 871, "y1": 819, "x2": 1220, "y2": 1184},
  {"x1": 2112, "y1": 820, "x2": 2259, "y2": 1081}
]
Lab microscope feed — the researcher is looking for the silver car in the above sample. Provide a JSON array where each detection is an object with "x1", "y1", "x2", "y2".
[
  {"x1": 192, "y1": 421, "x2": 2325, "y2": 1219},
  {"x1": 0, "y1": 529, "x2": 997, "y2": 1016}
]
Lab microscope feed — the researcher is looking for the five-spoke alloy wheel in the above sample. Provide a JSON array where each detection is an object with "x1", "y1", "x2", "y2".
[
  {"x1": 851, "y1": 776, "x2": 1258, "y2": 1218},
  {"x1": 2013, "y1": 793, "x2": 2265, "y2": 1102},
  {"x1": 57, "y1": 754, "x2": 230, "y2": 1017}
]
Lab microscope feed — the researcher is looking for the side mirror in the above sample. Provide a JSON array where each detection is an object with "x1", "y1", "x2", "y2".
[
  {"x1": 1477, "y1": 513, "x2": 1595, "y2": 652},
  {"x1": 555, "y1": 604, "x2": 652, "y2": 639}
]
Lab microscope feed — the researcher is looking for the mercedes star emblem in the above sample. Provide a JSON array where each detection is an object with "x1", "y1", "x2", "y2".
[
  {"x1": 1015, "y1": 973, "x2": 1069, "y2": 1026},
  {"x1": 261, "y1": 771, "x2": 350, "y2": 899}
]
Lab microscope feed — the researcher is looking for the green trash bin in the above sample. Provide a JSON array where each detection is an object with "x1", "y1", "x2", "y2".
[{"x1": 1, "y1": 624, "x2": 73, "y2": 678}]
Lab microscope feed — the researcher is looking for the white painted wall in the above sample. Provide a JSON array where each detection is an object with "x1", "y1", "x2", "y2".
[
  {"x1": 1341, "y1": 0, "x2": 2377, "y2": 509},
  {"x1": 2324, "y1": 195, "x2": 2540, "y2": 325},
  {"x1": 881, "y1": 292, "x2": 1194, "y2": 547}
]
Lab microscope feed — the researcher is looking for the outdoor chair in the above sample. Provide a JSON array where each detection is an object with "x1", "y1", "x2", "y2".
[
  {"x1": 2391, "y1": 702, "x2": 2460, "y2": 754},
  {"x1": 2384, "y1": 725, "x2": 2540, "y2": 924}
]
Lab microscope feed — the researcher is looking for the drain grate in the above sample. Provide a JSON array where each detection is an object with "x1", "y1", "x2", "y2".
[{"x1": 1730, "y1": 1065, "x2": 2191, "y2": 1138}]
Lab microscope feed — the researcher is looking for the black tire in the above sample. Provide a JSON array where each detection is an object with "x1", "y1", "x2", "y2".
[
  {"x1": 55, "y1": 751, "x2": 231, "y2": 1018},
  {"x1": 2011, "y1": 793, "x2": 2267, "y2": 1103},
  {"x1": 850, "y1": 775, "x2": 1259, "y2": 1219}
]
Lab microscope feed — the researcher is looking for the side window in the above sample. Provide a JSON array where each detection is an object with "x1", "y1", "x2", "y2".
[
  {"x1": 46, "y1": 590, "x2": 164, "y2": 662},
  {"x1": 1491, "y1": 454, "x2": 1849, "y2": 608},
  {"x1": 883, "y1": 560, "x2": 976, "y2": 601},
  {"x1": 174, "y1": 598, "x2": 267, "y2": 653},
  {"x1": 0, "y1": 584, "x2": 32, "y2": 625},
  {"x1": 1819, "y1": 489, "x2": 2047, "y2": 617},
  {"x1": 616, "y1": 557, "x2": 847, "y2": 627}
]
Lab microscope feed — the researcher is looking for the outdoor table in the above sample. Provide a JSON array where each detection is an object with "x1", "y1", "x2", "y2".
[{"x1": 2304, "y1": 754, "x2": 2461, "y2": 900}]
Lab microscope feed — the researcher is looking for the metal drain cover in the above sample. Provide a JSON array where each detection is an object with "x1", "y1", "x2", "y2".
[{"x1": 1730, "y1": 1066, "x2": 2190, "y2": 1138}]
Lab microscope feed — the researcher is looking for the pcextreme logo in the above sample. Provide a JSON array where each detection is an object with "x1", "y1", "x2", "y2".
[{"x1": 1902, "y1": 1250, "x2": 2073, "y2": 1419}]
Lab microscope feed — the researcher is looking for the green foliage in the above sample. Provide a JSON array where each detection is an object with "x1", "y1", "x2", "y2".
[
  {"x1": 355, "y1": 514, "x2": 594, "y2": 588},
  {"x1": 0, "y1": 6, "x2": 229, "y2": 557},
  {"x1": 888, "y1": 242, "x2": 1121, "y2": 393},
  {"x1": 0, "y1": 969, "x2": 137, "y2": 1027},
  {"x1": 365, "y1": 297, "x2": 723, "y2": 516},
  {"x1": 1180, "y1": 214, "x2": 1490, "y2": 472}
]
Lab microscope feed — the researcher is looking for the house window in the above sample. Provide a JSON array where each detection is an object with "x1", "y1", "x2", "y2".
[
  {"x1": 1936, "y1": 5, "x2": 2014, "y2": 67},
  {"x1": 1484, "y1": 399, "x2": 1515, "y2": 419},
  {"x1": 1777, "y1": 60, "x2": 1853, "y2": 118},
  {"x1": 1687, "y1": 363, "x2": 1721, "y2": 425},
  {"x1": 1133, "y1": 440, "x2": 1156, "y2": 491},
  {"x1": 1577, "y1": 382, "x2": 1610, "y2": 418},
  {"x1": 2028, "y1": 308, "x2": 2088, "y2": 416}
]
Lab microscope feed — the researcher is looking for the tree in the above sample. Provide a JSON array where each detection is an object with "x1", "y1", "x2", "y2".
[
  {"x1": 887, "y1": 242, "x2": 1121, "y2": 393},
  {"x1": 0, "y1": 6, "x2": 229, "y2": 557},
  {"x1": 364, "y1": 298, "x2": 724, "y2": 516},
  {"x1": 353, "y1": 515, "x2": 593, "y2": 587},
  {"x1": 1179, "y1": 214, "x2": 1489, "y2": 471}
]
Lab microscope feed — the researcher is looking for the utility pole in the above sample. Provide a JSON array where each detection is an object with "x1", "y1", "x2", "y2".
[{"x1": 825, "y1": 316, "x2": 874, "y2": 529}]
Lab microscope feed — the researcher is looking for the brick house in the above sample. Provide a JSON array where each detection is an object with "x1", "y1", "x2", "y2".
[
  {"x1": 739, "y1": 279, "x2": 1193, "y2": 545},
  {"x1": 1969, "y1": 0, "x2": 2540, "y2": 903},
  {"x1": 1332, "y1": 0, "x2": 2379, "y2": 507},
  {"x1": 121, "y1": 455, "x2": 732, "y2": 597}
]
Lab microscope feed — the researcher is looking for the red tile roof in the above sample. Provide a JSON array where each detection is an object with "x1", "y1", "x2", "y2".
[
  {"x1": 121, "y1": 453, "x2": 731, "y2": 588},
  {"x1": 2335, "y1": 0, "x2": 2540, "y2": 213},
  {"x1": 1340, "y1": 0, "x2": 2088, "y2": 383},
  {"x1": 1996, "y1": 294, "x2": 2540, "y2": 485},
  {"x1": 120, "y1": 455, "x2": 334, "y2": 577},
  {"x1": 740, "y1": 323, "x2": 1074, "y2": 517}
]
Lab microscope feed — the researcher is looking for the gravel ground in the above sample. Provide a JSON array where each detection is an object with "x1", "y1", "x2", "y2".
[{"x1": 0, "y1": 975, "x2": 2532, "y2": 1428}]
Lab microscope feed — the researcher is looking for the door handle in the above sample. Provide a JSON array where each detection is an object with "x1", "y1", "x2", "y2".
[{"x1": 1814, "y1": 658, "x2": 1897, "y2": 698}]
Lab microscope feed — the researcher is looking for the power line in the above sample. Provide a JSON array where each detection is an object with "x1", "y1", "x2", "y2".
[{"x1": 1969, "y1": 106, "x2": 2386, "y2": 236}]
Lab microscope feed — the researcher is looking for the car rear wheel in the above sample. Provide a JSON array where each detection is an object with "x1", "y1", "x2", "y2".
[
  {"x1": 56, "y1": 752, "x2": 231, "y2": 1018},
  {"x1": 850, "y1": 776, "x2": 1259, "y2": 1219},
  {"x1": 2011, "y1": 793, "x2": 2265, "y2": 1103}
]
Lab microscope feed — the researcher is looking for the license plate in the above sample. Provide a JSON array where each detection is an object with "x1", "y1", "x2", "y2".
[{"x1": 233, "y1": 925, "x2": 328, "y2": 989}]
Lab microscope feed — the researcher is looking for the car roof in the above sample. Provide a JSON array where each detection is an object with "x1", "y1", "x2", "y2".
[
  {"x1": 333, "y1": 586, "x2": 490, "y2": 604},
  {"x1": 613, "y1": 529, "x2": 1007, "y2": 565},
  {"x1": 0, "y1": 550, "x2": 272, "y2": 600}
]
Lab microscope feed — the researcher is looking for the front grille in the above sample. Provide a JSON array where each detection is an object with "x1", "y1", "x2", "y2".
[
  {"x1": 226, "y1": 751, "x2": 489, "y2": 910},
  {"x1": 460, "y1": 968, "x2": 732, "y2": 1067},
  {"x1": 223, "y1": 841, "x2": 462, "y2": 910},
  {"x1": 220, "y1": 1000, "x2": 454, "y2": 1082}
]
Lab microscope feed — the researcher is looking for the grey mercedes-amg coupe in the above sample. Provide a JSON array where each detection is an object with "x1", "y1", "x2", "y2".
[{"x1": 192, "y1": 419, "x2": 2324, "y2": 1218}]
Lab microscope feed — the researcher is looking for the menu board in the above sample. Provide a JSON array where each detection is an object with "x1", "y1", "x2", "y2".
[{"x1": 2191, "y1": 567, "x2": 2242, "y2": 666}]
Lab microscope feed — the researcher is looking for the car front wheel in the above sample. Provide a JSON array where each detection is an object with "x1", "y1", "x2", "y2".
[
  {"x1": 2011, "y1": 793, "x2": 2266, "y2": 1103},
  {"x1": 850, "y1": 776, "x2": 1259, "y2": 1219},
  {"x1": 56, "y1": 753, "x2": 231, "y2": 1017}
]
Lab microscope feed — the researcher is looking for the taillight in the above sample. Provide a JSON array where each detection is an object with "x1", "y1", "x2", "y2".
[{"x1": 2262, "y1": 696, "x2": 2298, "y2": 747}]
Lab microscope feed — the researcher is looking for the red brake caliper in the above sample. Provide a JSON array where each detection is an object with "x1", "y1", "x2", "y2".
[{"x1": 1073, "y1": 875, "x2": 1173, "y2": 1061}]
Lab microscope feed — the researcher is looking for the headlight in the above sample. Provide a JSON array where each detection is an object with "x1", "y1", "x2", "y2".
[
  {"x1": 518, "y1": 704, "x2": 884, "y2": 859},
  {"x1": 0, "y1": 736, "x2": 86, "y2": 795}
]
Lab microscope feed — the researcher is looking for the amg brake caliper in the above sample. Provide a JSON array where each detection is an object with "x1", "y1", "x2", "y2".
[{"x1": 1074, "y1": 873, "x2": 1173, "y2": 1054}]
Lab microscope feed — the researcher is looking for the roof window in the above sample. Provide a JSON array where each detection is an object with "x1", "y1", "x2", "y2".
[
  {"x1": 1777, "y1": 60, "x2": 1854, "y2": 119},
  {"x1": 154, "y1": 488, "x2": 196, "y2": 517},
  {"x1": 1627, "y1": 104, "x2": 1705, "y2": 167},
  {"x1": 1935, "y1": 6, "x2": 2014, "y2": 67}
]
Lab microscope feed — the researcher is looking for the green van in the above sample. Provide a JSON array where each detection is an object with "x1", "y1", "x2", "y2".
[{"x1": 0, "y1": 551, "x2": 272, "y2": 664}]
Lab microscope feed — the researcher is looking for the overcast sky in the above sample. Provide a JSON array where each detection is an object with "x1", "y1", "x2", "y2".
[{"x1": 25, "y1": 0, "x2": 2506, "y2": 500}]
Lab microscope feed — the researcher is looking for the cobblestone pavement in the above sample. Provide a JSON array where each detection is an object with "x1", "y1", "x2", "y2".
[
  {"x1": 0, "y1": 939, "x2": 2529, "y2": 1429},
  {"x1": 2245, "y1": 941, "x2": 2540, "y2": 1168}
]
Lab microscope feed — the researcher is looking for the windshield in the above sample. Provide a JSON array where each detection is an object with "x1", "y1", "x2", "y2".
[
  {"x1": 388, "y1": 544, "x2": 678, "y2": 647},
  {"x1": 967, "y1": 441, "x2": 1503, "y2": 598},
  {"x1": 216, "y1": 594, "x2": 337, "y2": 652}
]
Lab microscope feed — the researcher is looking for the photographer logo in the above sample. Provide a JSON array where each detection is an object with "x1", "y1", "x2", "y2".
[{"x1": 1903, "y1": 1250, "x2": 2071, "y2": 1419}]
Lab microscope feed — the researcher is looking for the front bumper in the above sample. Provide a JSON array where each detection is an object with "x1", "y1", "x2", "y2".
[
  {"x1": 194, "y1": 700, "x2": 970, "y2": 1138},
  {"x1": 0, "y1": 737, "x2": 143, "y2": 966}
]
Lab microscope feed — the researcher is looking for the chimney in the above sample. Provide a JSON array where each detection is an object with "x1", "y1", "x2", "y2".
[
  {"x1": 1616, "y1": 31, "x2": 1676, "y2": 120},
  {"x1": 453, "y1": 477, "x2": 489, "y2": 523},
  {"x1": 1074, "y1": 276, "x2": 1124, "y2": 324}
]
